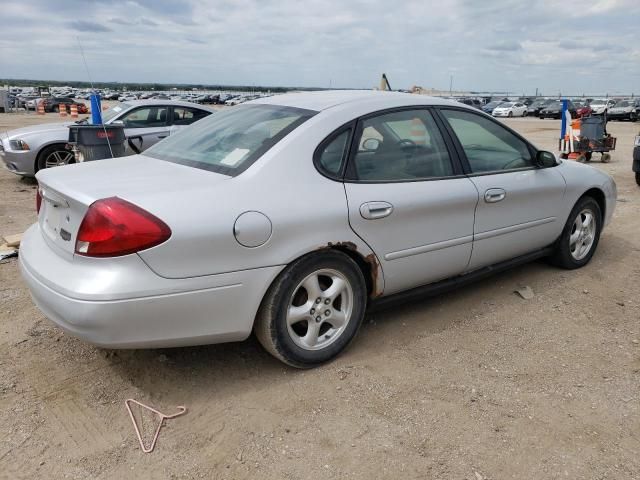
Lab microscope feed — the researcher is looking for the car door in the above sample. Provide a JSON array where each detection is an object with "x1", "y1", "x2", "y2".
[
  {"x1": 340, "y1": 108, "x2": 479, "y2": 295},
  {"x1": 118, "y1": 105, "x2": 171, "y2": 152},
  {"x1": 438, "y1": 108, "x2": 566, "y2": 271}
]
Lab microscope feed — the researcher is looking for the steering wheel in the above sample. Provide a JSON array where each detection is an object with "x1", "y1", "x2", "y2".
[{"x1": 397, "y1": 139, "x2": 417, "y2": 149}]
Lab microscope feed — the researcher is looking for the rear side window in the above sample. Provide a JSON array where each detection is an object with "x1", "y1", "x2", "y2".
[
  {"x1": 172, "y1": 107, "x2": 211, "y2": 126},
  {"x1": 441, "y1": 109, "x2": 533, "y2": 173},
  {"x1": 145, "y1": 104, "x2": 316, "y2": 176},
  {"x1": 350, "y1": 109, "x2": 454, "y2": 181}
]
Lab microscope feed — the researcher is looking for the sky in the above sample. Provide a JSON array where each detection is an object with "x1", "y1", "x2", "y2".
[{"x1": 0, "y1": 0, "x2": 638, "y2": 95}]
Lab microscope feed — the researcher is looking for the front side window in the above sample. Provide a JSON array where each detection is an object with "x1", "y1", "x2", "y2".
[
  {"x1": 120, "y1": 106, "x2": 169, "y2": 128},
  {"x1": 351, "y1": 109, "x2": 453, "y2": 181},
  {"x1": 145, "y1": 104, "x2": 315, "y2": 175},
  {"x1": 441, "y1": 109, "x2": 533, "y2": 173}
]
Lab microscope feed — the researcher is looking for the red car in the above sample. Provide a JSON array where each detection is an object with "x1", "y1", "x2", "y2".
[
  {"x1": 42, "y1": 97, "x2": 88, "y2": 114},
  {"x1": 575, "y1": 102, "x2": 592, "y2": 118}
]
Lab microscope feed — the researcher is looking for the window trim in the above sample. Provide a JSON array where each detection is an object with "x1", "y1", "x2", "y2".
[
  {"x1": 312, "y1": 120, "x2": 356, "y2": 181},
  {"x1": 433, "y1": 106, "x2": 553, "y2": 176},
  {"x1": 342, "y1": 106, "x2": 465, "y2": 184}
]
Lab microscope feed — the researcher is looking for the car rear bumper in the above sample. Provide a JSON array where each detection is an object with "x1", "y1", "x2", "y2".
[{"x1": 19, "y1": 223, "x2": 283, "y2": 348}]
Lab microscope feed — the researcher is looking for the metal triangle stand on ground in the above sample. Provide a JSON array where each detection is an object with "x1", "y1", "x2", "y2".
[{"x1": 125, "y1": 399, "x2": 187, "y2": 453}]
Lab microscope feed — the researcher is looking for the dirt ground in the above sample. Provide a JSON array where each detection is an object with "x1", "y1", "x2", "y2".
[{"x1": 0, "y1": 110, "x2": 638, "y2": 480}]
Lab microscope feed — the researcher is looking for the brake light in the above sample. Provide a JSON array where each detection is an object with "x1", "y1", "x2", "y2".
[
  {"x1": 75, "y1": 197, "x2": 171, "y2": 257},
  {"x1": 36, "y1": 188, "x2": 42, "y2": 213}
]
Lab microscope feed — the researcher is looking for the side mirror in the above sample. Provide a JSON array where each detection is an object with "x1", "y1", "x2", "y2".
[
  {"x1": 362, "y1": 138, "x2": 381, "y2": 151},
  {"x1": 111, "y1": 120, "x2": 124, "y2": 126},
  {"x1": 535, "y1": 150, "x2": 558, "y2": 168}
]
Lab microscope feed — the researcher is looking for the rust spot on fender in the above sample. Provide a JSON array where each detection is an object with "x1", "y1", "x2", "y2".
[
  {"x1": 318, "y1": 241, "x2": 384, "y2": 298},
  {"x1": 326, "y1": 241, "x2": 358, "y2": 251},
  {"x1": 364, "y1": 252, "x2": 383, "y2": 298}
]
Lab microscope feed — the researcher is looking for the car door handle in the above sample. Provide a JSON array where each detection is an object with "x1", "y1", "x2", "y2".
[
  {"x1": 360, "y1": 201, "x2": 394, "y2": 220},
  {"x1": 484, "y1": 188, "x2": 506, "y2": 203}
]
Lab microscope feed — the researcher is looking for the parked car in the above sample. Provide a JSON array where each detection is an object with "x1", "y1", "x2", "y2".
[
  {"x1": 18, "y1": 90, "x2": 616, "y2": 368},
  {"x1": 42, "y1": 97, "x2": 88, "y2": 114},
  {"x1": 527, "y1": 99, "x2": 553, "y2": 117},
  {"x1": 0, "y1": 100, "x2": 214, "y2": 177},
  {"x1": 539, "y1": 100, "x2": 577, "y2": 119},
  {"x1": 589, "y1": 99, "x2": 616, "y2": 115},
  {"x1": 574, "y1": 101, "x2": 593, "y2": 118},
  {"x1": 482, "y1": 101, "x2": 504, "y2": 114},
  {"x1": 458, "y1": 98, "x2": 482, "y2": 109},
  {"x1": 492, "y1": 102, "x2": 527, "y2": 117},
  {"x1": 607, "y1": 99, "x2": 639, "y2": 121}
]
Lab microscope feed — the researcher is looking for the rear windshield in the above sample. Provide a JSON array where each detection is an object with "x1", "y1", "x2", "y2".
[{"x1": 145, "y1": 104, "x2": 315, "y2": 175}]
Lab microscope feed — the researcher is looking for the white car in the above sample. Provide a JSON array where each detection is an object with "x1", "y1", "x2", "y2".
[
  {"x1": 589, "y1": 99, "x2": 616, "y2": 115},
  {"x1": 492, "y1": 102, "x2": 528, "y2": 117},
  {"x1": 19, "y1": 91, "x2": 616, "y2": 368}
]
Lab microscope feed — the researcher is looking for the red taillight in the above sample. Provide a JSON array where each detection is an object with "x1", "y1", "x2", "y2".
[
  {"x1": 75, "y1": 197, "x2": 171, "y2": 257},
  {"x1": 36, "y1": 188, "x2": 42, "y2": 213}
]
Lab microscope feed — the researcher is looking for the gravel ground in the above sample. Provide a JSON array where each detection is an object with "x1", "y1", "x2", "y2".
[{"x1": 0, "y1": 111, "x2": 638, "y2": 479}]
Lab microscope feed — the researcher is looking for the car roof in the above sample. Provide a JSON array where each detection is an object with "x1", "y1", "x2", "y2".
[
  {"x1": 250, "y1": 89, "x2": 465, "y2": 112},
  {"x1": 123, "y1": 99, "x2": 215, "y2": 111}
]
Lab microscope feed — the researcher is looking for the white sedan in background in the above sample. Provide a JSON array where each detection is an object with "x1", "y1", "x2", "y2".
[{"x1": 492, "y1": 102, "x2": 528, "y2": 117}]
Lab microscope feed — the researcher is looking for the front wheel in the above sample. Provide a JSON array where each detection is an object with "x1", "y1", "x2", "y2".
[
  {"x1": 508, "y1": 111, "x2": 513, "y2": 117},
  {"x1": 254, "y1": 251, "x2": 367, "y2": 368},
  {"x1": 36, "y1": 144, "x2": 75, "y2": 172},
  {"x1": 549, "y1": 196, "x2": 602, "y2": 269}
]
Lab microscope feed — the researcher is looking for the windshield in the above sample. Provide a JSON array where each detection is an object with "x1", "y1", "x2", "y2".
[
  {"x1": 591, "y1": 101, "x2": 606, "y2": 106},
  {"x1": 616, "y1": 101, "x2": 631, "y2": 107},
  {"x1": 500, "y1": 102, "x2": 514, "y2": 107},
  {"x1": 145, "y1": 104, "x2": 316, "y2": 176},
  {"x1": 87, "y1": 102, "x2": 131, "y2": 124}
]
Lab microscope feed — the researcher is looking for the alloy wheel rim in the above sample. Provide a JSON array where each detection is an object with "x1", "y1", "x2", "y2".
[
  {"x1": 45, "y1": 150, "x2": 74, "y2": 168},
  {"x1": 286, "y1": 268, "x2": 354, "y2": 351},
  {"x1": 569, "y1": 209, "x2": 596, "y2": 261}
]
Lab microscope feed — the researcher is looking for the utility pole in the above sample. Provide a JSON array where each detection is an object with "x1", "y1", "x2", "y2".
[{"x1": 449, "y1": 75, "x2": 453, "y2": 96}]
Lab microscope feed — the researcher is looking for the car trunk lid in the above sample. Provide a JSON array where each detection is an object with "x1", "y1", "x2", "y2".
[{"x1": 35, "y1": 155, "x2": 230, "y2": 257}]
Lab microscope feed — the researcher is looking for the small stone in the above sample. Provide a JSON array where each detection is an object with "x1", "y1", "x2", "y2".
[
  {"x1": 632, "y1": 340, "x2": 639, "y2": 345},
  {"x1": 616, "y1": 301, "x2": 625, "y2": 307},
  {"x1": 236, "y1": 451, "x2": 243, "y2": 461},
  {"x1": 157, "y1": 354, "x2": 168, "y2": 362},
  {"x1": 583, "y1": 289, "x2": 589, "y2": 294},
  {"x1": 475, "y1": 472, "x2": 484, "y2": 480},
  {"x1": 514, "y1": 286, "x2": 534, "y2": 300}
]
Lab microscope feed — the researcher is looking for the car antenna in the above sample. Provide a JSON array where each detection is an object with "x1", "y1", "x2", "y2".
[{"x1": 76, "y1": 36, "x2": 115, "y2": 159}]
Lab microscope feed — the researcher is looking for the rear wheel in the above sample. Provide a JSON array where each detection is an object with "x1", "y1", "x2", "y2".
[
  {"x1": 636, "y1": 172, "x2": 640, "y2": 186},
  {"x1": 36, "y1": 144, "x2": 75, "y2": 172},
  {"x1": 549, "y1": 196, "x2": 602, "y2": 269},
  {"x1": 254, "y1": 251, "x2": 367, "y2": 368}
]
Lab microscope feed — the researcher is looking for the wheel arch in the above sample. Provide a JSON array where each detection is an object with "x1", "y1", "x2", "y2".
[
  {"x1": 34, "y1": 142, "x2": 71, "y2": 173},
  {"x1": 582, "y1": 187, "x2": 606, "y2": 221}
]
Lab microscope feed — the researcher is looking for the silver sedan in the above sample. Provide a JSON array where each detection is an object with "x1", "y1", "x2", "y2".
[
  {"x1": 20, "y1": 91, "x2": 616, "y2": 368},
  {"x1": 0, "y1": 100, "x2": 214, "y2": 177}
]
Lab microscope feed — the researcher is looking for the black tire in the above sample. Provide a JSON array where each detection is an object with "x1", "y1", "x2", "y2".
[
  {"x1": 549, "y1": 196, "x2": 602, "y2": 269},
  {"x1": 254, "y1": 250, "x2": 367, "y2": 368},
  {"x1": 36, "y1": 144, "x2": 74, "y2": 173},
  {"x1": 636, "y1": 172, "x2": 640, "y2": 186},
  {"x1": 584, "y1": 151, "x2": 592, "y2": 162},
  {"x1": 508, "y1": 111, "x2": 513, "y2": 117}
]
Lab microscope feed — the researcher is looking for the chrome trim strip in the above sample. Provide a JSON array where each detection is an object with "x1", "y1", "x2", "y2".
[
  {"x1": 385, "y1": 235, "x2": 473, "y2": 261},
  {"x1": 474, "y1": 217, "x2": 556, "y2": 241}
]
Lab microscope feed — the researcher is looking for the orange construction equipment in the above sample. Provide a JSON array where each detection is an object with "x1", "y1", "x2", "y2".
[
  {"x1": 58, "y1": 104, "x2": 67, "y2": 117},
  {"x1": 70, "y1": 103, "x2": 78, "y2": 118},
  {"x1": 37, "y1": 101, "x2": 45, "y2": 115}
]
